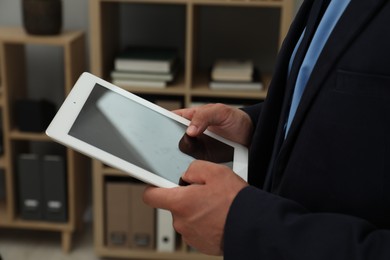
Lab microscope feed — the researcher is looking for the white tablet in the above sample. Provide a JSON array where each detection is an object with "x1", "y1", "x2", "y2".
[{"x1": 46, "y1": 72, "x2": 248, "y2": 188}]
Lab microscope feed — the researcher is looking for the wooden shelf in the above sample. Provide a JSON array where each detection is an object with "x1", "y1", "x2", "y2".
[
  {"x1": 0, "y1": 27, "x2": 88, "y2": 253},
  {"x1": 0, "y1": 28, "x2": 84, "y2": 46},
  {"x1": 9, "y1": 130, "x2": 51, "y2": 141},
  {"x1": 5, "y1": 218, "x2": 71, "y2": 231},
  {"x1": 96, "y1": 246, "x2": 221, "y2": 259},
  {"x1": 90, "y1": 0, "x2": 294, "y2": 258},
  {"x1": 191, "y1": 72, "x2": 270, "y2": 99},
  {"x1": 100, "y1": 0, "x2": 285, "y2": 7}
]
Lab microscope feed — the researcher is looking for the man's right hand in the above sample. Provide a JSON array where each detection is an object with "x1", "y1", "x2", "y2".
[{"x1": 174, "y1": 103, "x2": 254, "y2": 147}]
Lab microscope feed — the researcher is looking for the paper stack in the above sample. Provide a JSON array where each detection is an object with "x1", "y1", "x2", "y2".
[
  {"x1": 111, "y1": 46, "x2": 178, "y2": 88},
  {"x1": 209, "y1": 59, "x2": 263, "y2": 91}
]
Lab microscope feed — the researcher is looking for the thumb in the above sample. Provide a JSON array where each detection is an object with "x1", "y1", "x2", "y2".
[
  {"x1": 185, "y1": 103, "x2": 233, "y2": 137},
  {"x1": 182, "y1": 160, "x2": 217, "y2": 185},
  {"x1": 143, "y1": 186, "x2": 178, "y2": 210},
  {"x1": 186, "y1": 114, "x2": 209, "y2": 137}
]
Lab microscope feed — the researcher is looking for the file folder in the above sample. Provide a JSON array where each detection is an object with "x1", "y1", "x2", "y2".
[
  {"x1": 129, "y1": 183, "x2": 155, "y2": 249},
  {"x1": 156, "y1": 208, "x2": 176, "y2": 252},
  {"x1": 42, "y1": 155, "x2": 67, "y2": 222},
  {"x1": 106, "y1": 181, "x2": 131, "y2": 248},
  {"x1": 17, "y1": 154, "x2": 43, "y2": 220}
]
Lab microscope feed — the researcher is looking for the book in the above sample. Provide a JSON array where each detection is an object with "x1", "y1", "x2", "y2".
[
  {"x1": 209, "y1": 80, "x2": 263, "y2": 91},
  {"x1": 114, "y1": 47, "x2": 178, "y2": 73},
  {"x1": 211, "y1": 59, "x2": 254, "y2": 82},
  {"x1": 111, "y1": 70, "x2": 175, "y2": 82},
  {"x1": 209, "y1": 68, "x2": 264, "y2": 91},
  {"x1": 112, "y1": 78, "x2": 167, "y2": 88}
]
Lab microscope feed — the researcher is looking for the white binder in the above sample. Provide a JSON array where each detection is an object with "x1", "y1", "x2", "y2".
[{"x1": 156, "y1": 209, "x2": 176, "y2": 252}]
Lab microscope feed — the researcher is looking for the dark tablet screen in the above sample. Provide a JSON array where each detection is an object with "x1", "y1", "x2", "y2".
[{"x1": 69, "y1": 84, "x2": 234, "y2": 184}]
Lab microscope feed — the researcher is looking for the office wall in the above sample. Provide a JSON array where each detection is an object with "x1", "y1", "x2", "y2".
[{"x1": 0, "y1": 0, "x2": 89, "y2": 106}]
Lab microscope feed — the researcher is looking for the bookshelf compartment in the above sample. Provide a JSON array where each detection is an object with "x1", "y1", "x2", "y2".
[
  {"x1": 0, "y1": 27, "x2": 87, "y2": 252},
  {"x1": 96, "y1": 2, "x2": 187, "y2": 90},
  {"x1": 193, "y1": 5, "x2": 281, "y2": 75},
  {"x1": 119, "y1": 3, "x2": 186, "y2": 53},
  {"x1": 2, "y1": 44, "x2": 64, "y2": 133}
]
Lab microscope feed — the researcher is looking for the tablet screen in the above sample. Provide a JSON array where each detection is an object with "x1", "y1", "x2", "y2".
[{"x1": 68, "y1": 84, "x2": 234, "y2": 184}]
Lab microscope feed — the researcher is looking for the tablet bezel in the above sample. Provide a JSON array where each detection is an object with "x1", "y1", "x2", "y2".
[{"x1": 46, "y1": 72, "x2": 248, "y2": 188}]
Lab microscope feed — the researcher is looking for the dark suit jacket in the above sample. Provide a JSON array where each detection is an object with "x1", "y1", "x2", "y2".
[{"x1": 224, "y1": 0, "x2": 390, "y2": 259}]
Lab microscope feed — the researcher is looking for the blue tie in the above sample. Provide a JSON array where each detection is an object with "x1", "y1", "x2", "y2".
[{"x1": 285, "y1": 0, "x2": 351, "y2": 136}]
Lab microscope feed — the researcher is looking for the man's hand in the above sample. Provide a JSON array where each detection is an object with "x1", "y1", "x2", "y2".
[
  {"x1": 174, "y1": 103, "x2": 254, "y2": 147},
  {"x1": 143, "y1": 160, "x2": 248, "y2": 255}
]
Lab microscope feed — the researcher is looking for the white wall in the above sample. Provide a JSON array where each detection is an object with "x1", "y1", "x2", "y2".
[{"x1": 0, "y1": 0, "x2": 89, "y2": 106}]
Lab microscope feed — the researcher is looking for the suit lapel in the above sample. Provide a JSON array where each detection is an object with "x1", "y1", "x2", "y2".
[
  {"x1": 283, "y1": 0, "x2": 387, "y2": 146},
  {"x1": 271, "y1": 0, "x2": 387, "y2": 190},
  {"x1": 254, "y1": 0, "x2": 314, "y2": 189}
]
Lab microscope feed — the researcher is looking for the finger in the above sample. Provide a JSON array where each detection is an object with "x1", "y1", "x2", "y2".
[
  {"x1": 182, "y1": 160, "x2": 220, "y2": 185},
  {"x1": 143, "y1": 186, "x2": 179, "y2": 210},
  {"x1": 186, "y1": 106, "x2": 217, "y2": 136},
  {"x1": 177, "y1": 104, "x2": 232, "y2": 137},
  {"x1": 173, "y1": 108, "x2": 196, "y2": 120},
  {"x1": 173, "y1": 109, "x2": 206, "y2": 137}
]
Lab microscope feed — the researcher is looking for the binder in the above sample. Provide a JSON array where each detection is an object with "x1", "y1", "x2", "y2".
[
  {"x1": 42, "y1": 155, "x2": 67, "y2": 222},
  {"x1": 129, "y1": 183, "x2": 155, "y2": 250},
  {"x1": 17, "y1": 154, "x2": 43, "y2": 220},
  {"x1": 156, "y1": 208, "x2": 176, "y2": 252},
  {"x1": 105, "y1": 182, "x2": 131, "y2": 248}
]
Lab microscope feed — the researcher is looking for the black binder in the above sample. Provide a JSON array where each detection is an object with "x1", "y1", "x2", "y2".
[
  {"x1": 42, "y1": 155, "x2": 67, "y2": 222},
  {"x1": 17, "y1": 154, "x2": 43, "y2": 220}
]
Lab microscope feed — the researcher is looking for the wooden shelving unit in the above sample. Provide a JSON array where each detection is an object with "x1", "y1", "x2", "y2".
[
  {"x1": 90, "y1": 0, "x2": 294, "y2": 259},
  {"x1": 0, "y1": 27, "x2": 89, "y2": 253}
]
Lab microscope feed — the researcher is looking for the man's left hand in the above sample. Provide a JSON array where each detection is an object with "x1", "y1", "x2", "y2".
[{"x1": 143, "y1": 160, "x2": 248, "y2": 255}]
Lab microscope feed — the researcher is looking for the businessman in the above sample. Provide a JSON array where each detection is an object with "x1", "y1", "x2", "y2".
[{"x1": 144, "y1": 0, "x2": 390, "y2": 259}]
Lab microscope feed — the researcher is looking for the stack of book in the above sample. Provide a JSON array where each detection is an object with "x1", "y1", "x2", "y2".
[
  {"x1": 111, "y1": 46, "x2": 178, "y2": 88},
  {"x1": 209, "y1": 59, "x2": 263, "y2": 91}
]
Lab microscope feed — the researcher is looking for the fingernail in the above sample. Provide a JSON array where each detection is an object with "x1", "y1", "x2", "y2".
[{"x1": 187, "y1": 125, "x2": 198, "y2": 135}]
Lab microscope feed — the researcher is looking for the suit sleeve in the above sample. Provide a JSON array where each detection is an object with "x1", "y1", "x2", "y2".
[
  {"x1": 224, "y1": 186, "x2": 390, "y2": 260},
  {"x1": 241, "y1": 103, "x2": 263, "y2": 128}
]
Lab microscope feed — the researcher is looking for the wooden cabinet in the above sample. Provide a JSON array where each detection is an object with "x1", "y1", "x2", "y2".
[
  {"x1": 0, "y1": 27, "x2": 89, "y2": 252},
  {"x1": 89, "y1": 0, "x2": 294, "y2": 258}
]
